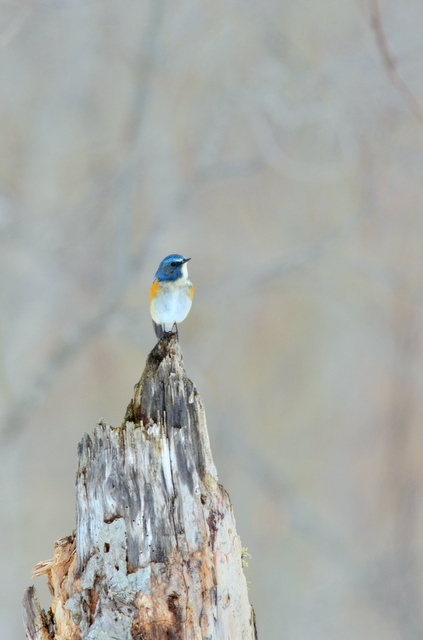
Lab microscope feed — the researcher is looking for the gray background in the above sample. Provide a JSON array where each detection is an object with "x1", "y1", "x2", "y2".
[{"x1": 1, "y1": 1, "x2": 423, "y2": 639}]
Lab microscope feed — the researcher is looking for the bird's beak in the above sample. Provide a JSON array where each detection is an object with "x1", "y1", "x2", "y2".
[{"x1": 183, "y1": 257, "x2": 191, "y2": 263}]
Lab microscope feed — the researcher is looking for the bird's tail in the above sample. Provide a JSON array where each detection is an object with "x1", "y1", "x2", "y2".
[{"x1": 153, "y1": 320, "x2": 165, "y2": 339}]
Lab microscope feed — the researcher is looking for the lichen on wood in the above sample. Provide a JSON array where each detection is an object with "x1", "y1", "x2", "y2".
[{"x1": 23, "y1": 333, "x2": 257, "y2": 640}]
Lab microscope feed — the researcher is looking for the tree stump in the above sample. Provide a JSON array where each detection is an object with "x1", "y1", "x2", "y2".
[{"x1": 23, "y1": 334, "x2": 257, "y2": 640}]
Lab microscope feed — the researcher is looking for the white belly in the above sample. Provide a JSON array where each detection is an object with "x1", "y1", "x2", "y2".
[{"x1": 151, "y1": 282, "x2": 192, "y2": 329}]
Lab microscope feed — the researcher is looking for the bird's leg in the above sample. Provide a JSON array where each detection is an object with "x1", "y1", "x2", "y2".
[{"x1": 172, "y1": 322, "x2": 179, "y2": 340}]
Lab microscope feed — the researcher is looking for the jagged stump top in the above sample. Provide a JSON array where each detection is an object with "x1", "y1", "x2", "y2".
[{"x1": 77, "y1": 333, "x2": 218, "y2": 574}]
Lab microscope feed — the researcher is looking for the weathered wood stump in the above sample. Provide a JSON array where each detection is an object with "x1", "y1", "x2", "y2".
[{"x1": 23, "y1": 334, "x2": 257, "y2": 640}]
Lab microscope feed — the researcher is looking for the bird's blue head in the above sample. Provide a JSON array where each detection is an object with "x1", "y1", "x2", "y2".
[{"x1": 154, "y1": 254, "x2": 191, "y2": 282}]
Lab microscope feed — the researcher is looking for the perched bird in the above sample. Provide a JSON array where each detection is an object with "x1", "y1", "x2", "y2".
[{"x1": 150, "y1": 254, "x2": 194, "y2": 339}]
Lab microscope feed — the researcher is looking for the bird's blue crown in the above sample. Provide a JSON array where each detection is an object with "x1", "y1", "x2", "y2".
[{"x1": 154, "y1": 254, "x2": 190, "y2": 282}]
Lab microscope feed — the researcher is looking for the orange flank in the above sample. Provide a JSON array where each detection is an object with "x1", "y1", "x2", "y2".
[
  {"x1": 190, "y1": 285, "x2": 194, "y2": 300},
  {"x1": 150, "y1": 278, "x2": 160, "y2": 303}
]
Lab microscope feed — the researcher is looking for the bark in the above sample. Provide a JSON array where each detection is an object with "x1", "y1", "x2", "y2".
[{"x1": 23, "y1": 334, "x2": 257, "y2": 640}]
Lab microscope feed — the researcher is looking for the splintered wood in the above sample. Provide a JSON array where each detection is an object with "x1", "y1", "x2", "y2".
[{"x1": 23, "y1": 334, "x2": 257, "y2": 640}]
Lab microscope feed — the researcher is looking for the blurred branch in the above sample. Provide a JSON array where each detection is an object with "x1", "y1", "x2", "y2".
[
  {"x1": 252, "y1": 202, "x2": 365, "y2": 289},
  {"x1": 246, "y1": 91, "x2": 358, "y2": 183},
  {"x1": 369, "y1": 0, "x2": 423, "y2": 125},
  {"x1": 1, "y1": 0, "x2": 169, "y2": 446},
  {"x1": 174, "y1": 157, "x2": 265, "y2": 211},
  {"x1": 231, "y1": 427, "x2": 423, "y2": 636},
  {"x1": 384, "y1": 295, "x2": 422, "y2": 639},
  {"x1": 231, "y1": 435, "x2": 356, "y2": 570},
  {"x1": 2, "y1": 297, "x2": 117, "y2": 444},
  {"x1": 0, "y1": 5, "x2": 31, "y2": 48},
  {"x1": 114, "y1": 0, "x2": 167, "y2": 285}
]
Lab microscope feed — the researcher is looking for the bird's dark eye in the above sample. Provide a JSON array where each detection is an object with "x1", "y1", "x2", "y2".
[{"x1": 170, "y1": 261, "x2": 177, "y2": 267}]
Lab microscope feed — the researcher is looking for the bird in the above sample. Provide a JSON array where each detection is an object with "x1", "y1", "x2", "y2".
[{"x1": 150, "y1": 254, "x2": 194, "y2": 339}]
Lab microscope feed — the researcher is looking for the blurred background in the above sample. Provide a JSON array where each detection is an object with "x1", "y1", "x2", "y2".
[{"x1": 1, "y1": 0, "x2": 423, "y2": 638}]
